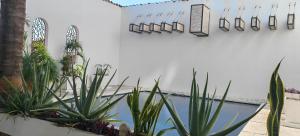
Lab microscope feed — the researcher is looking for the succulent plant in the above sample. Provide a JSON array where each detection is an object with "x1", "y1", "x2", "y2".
[{"x1": 267, "y1": 61, "x2": 285, "y2": 136}]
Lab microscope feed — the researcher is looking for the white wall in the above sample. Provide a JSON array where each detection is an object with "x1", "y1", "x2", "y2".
[
  {"x1": 26, "y1": 0, "x2": 122, "y2": 83},
  {"x1": 119, "y1": 0, "x2": 300, "y2": 103},
  {"x1": 26, "y1": 0, "x2": 300, "y2": 104}
]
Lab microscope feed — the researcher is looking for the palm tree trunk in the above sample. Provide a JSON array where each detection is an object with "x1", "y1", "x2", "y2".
[{"x1": 0, "y1": 0, "x2": 26, "y2": 90}]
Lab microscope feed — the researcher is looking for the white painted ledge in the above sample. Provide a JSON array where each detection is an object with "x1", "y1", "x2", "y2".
[{"x1": 0, "y1": 113, "x2": 102, "y2": 136}]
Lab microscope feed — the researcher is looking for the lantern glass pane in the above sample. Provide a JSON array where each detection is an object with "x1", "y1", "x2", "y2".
[
  {"x1": 270, "y1": 17, "x2": 274, "y2": 25},
  {"x1": 225, "y1": 21, "x2": 230, "y2": 28},
  {"x1": 178, "y1": 24, "x2": 184, "y2": 31},
  {"x1": 288, "y1": 14, "x2": 294, "y2": 24},
  {"x1": 202, "y1": 6, "x2": 210, "y2": 33},
  {"x1": 252, "y1": 18, "x2": 257, "y2": 26},
  {"x1": 190, "y1": 5, "x2": 203, "y2": 32},
  {"x1": 220, "y1": 19, "x2": 224, "y2": 27},
  {"x1": 235, "y1": 19, "x2": 239, "y2": 27}
]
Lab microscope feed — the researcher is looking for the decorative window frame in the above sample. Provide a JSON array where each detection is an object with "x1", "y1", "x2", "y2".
[
  {"x1": 32, "y1": 17, "x2": 48, "y2": 45},
  {"x1": 66, "y1": 25, "x2": 79, "y2": 44}
]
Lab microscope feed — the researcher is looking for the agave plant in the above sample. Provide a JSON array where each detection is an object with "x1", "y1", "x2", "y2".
[
  {"x1": 267, "y1": 61, "x2": 285, "y2": 136},
  {"x1": 50, "y1": 62, "x2": 128, "y2": 123},
  {"x1": 127, "y1": 80, "x2": 169, "y2": 136},
  {"x1": 158, "y1": 70, "x2": 265, "y2": 136},
  {"x1": 0, "y1": 62, "x2": 66, "y2": 116}
]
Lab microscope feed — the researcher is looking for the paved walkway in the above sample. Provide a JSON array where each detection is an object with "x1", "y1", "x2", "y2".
[{"x1": 239, "y1": 108, "x2": 300, "y2": 136}]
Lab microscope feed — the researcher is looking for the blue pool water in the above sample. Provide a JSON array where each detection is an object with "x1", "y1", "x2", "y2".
[{"x1": 109, "y1": 92, "x2": 259, "y2": 136}]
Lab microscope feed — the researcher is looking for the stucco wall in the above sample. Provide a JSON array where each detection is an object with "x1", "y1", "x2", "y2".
[
  {"x1": 26, "y1": 0, "x2": 122, "y2": 83},
  {"x1": 26, "y1": 0, "x2": 300, "y2": 104},
  {"x1": 119, "y1": 0, "x2": 300, "y2": 103}
]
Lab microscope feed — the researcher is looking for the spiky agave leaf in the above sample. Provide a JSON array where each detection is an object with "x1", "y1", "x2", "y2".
[
  {"x1": 159, "y1": 70, "x2": 266, "y2": 136},
  {"x1": 0, "y1": 61, "x2": 65, "y2": 117},
  {"x1": 51, "y1": 62, "x2": 128, "y2": 124},
  {"x1": 127, "y1": 80, "x2": 167, "y2": 136}
]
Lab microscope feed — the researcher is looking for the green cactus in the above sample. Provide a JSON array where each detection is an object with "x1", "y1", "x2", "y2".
[{"x1": 267, "y1": 61, "x2": 285, "y2": 136}]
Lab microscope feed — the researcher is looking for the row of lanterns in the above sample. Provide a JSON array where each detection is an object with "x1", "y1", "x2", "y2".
[
  {"x1": 129, "y1": 2, "x2": 297, "y2": 37},
  {"x1": 191, "y1": 2, "x2": 297, "y2": 37},
  {"x1": 129, "y1": 11, "x2": 185, "y2": 34},
  {"x1": 129, "y1": 22, "x2": 185, "y2": 33}
]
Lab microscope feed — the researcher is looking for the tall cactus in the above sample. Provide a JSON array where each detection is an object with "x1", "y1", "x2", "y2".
[{"x1": 267, "y1": 61, "x2": 285, "y2": 136}]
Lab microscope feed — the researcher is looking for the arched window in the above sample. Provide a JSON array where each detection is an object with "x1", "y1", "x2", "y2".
[
  {"x1": 66, "y1": 25, "x2": 79, "y2": 44},
  {"x1": 32, "y1": 18, "x2": 48, "y2": 43}
]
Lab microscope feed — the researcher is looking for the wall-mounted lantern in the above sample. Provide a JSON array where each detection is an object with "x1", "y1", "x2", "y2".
[
  {"x1": 149, "y1": 13, "x2": 162, "y2": 33},
  {"x1": 150, "y1": 23, "x2": 161, "y2": 33},
  {"x1": 139, "y1": 23, "x2": 151, "y2": 33},
  {"x1": 173, "y1": 11, "x2": 185, "y2": 33},
  {"x1": 129, "y1": 15, "x2": 143, "y2": 33},
  {"x1": 287, "y1": 14, "x2": 295, "y2": 29},
  {"x1": 219, "y1": 18, "x2": 230, "y2": 32},
  {"x1": 129, "y1": 24, "x2": 142, "y2": 33},
  {"x1": 251, "y1": 16, "x2": 261, "y2": 31},
  {"x1": 190, "y1": 4, "x2": 210, "y2": 37},
  {"x1": 235, "y1": 7, "x2": 245, "y2": 31},
  {"x1": 139, "y1": 14, "x2": 152, "y2": 33},
  {"x1": 219, "y1": 8, "x2": 230, "y2": 32},
  {"x1": 287, "y1": 2, "x2": 296, "y2": 30},
  {"x1": 161, "y1": 22, "x2": 173, "y2": 33},
  {"x1": 235, "y1": 17, "x2": 245, "y2": 31},
  {"x1": 269, "y1": 4, "x2": 278, "y2": 30},
  {"x1": 269, "y1": 16, "x2": 277, "y2": 30},
  {"x1": 173, "y1": 22, "x2": 184, "y2": 33},
  {"x1": 251, "y1": 6, "x2": 261, "y2": 31}
]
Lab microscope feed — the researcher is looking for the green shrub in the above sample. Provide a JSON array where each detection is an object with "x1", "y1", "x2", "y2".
[{"x1": 23, "y1": 41, "x2": 59, "y2": 82}]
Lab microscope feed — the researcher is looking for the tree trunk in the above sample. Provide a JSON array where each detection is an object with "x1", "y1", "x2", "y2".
[{"x1": 0, "y1": 0, "x2": 26, "y2": 91}]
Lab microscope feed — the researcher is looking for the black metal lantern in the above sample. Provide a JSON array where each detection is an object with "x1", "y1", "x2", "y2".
[
  {"x1": 287, "y1": 2, "x2": 296, "y2": 30},
  {"x1": 139, "y1": 23, "x2": 151, "y2": 33},
  {"x1": 129, "y1": 24, "x2": 142, "y2": 33},
  {"x1": 161, "y1": 22, "x2": 173, "y2": 33},
  {"x1": 251, "y1": 16, "x2": 261, "y2": 31},
  {"x1": 173, "y1": 22, "x2": 184, "y2": 33},
  {"x1": 287, "y1": 14, "x2": 295, "y2": 30},
  {"x1": 219, "y1": 18, "x2": 230, "y2": 32},
  {"x1": 269, "y1": 16, "x2": 277, "y2": 30},
  {"x1": 269, "y1": 4, "x2": 278, "y2": 30},
  {"x1": 150, "y1": 23, "x2": 161, "y2": 33},
  {"x1": 190, "y1": 4, "x2": 210, "y2": 37},
  {"x1": 235, "y1": 17, "x2": 245, "y2": 31}
]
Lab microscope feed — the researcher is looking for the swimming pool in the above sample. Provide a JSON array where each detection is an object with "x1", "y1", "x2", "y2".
[{"x1": 109, "y1": 92, "x2": 259, "y2": 136}]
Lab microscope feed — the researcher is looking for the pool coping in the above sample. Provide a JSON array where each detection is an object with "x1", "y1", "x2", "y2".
[
  {"x1": 64, "y1": 85, "x2": 266, "y2": 105},
  {"x1": 239, "y1": 105, "x2": 300, "y2": 136}
]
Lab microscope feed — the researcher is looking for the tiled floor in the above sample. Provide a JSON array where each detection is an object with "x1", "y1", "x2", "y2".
[{"x1": 239, "y1": 108, "x2": 300, "y2": 136}]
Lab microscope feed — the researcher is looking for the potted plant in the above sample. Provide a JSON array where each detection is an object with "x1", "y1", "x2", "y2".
[
  {"x1": 284, "y1": 88, "x2": 300, "y2": 128},
  {"x1": 60, "y1": 41, "x2": 83, "y2": 76}
]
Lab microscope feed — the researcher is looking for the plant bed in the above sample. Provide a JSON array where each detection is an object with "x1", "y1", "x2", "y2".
[
  {"x1": 0, "y1": 113, "x2": 104, "y2": 136},
  {"x1": 284, "y1": 88, "x2": 300, "y2": 128}
]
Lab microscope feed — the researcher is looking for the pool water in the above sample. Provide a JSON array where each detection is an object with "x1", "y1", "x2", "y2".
[{"x1": 109, "y1": 92, "x2": 259, "y2": 136}]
